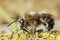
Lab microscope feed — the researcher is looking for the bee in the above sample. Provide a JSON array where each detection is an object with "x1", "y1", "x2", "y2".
[{"x1": 8, "y1": 12, "x2": 55, "y2": 34}]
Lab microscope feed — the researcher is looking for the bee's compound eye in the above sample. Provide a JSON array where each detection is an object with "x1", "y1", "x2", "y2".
[{"x1": 18, "y1": 18, "x2": 24, "y2": 24}]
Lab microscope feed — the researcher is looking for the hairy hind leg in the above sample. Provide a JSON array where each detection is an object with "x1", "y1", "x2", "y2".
[{"x1": 47, "y1": 24, "x2": 54, "y2": 31}]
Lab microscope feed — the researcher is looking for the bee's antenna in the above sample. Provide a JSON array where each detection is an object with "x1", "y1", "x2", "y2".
[{"x1": 8, "y1": 21, "x2": 17, "y2": 26}]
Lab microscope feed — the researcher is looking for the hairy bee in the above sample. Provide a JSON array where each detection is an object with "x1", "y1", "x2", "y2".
[{"x1": 8, "y1": 12, "x2": 55, "y2": 34}]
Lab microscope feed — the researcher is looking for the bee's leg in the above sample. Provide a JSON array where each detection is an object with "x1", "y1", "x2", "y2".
[
  {"x1": 36, "y1": 29, "x2": 43, "y2": 38},
  {"x1": 32, "y1": 24, "x2": 35, "y2": 33},
  {"x1": 37, "y1": 29, "x2": 43, "y2": 33},
  {"x1": 34, "y1": 27, "x2": 36, "y2": 33},
  {"x1": 46, "y1": 17, "x2": 54, "y2": 31},
  {"x1": 21, "y1": 27, "x2": 30, "y2": 34},
  {"x1": 47, "y1": 23, "x2": 54, "y2": 31},
  {"x1": 35, "y1": 29, "x2": 43, "y2": 33},
  {"x1": 24, "y1": 27, "x2": 30, "y2": 33},
  {"x1": 39, "y1": 18, "x2": 49, "y2": 31}
]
